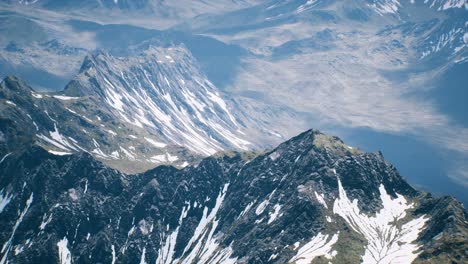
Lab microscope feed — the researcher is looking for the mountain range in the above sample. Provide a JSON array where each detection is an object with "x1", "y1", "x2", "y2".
[
  {"x1": 0, "y1": 128, "x2": 466, "y2": 263},
  {"x1": 0, "y1": 0, "x2": 467, "y2": 263},
  {"x1": 0, "y1": 44, "x2": 286, "y2": 173}
]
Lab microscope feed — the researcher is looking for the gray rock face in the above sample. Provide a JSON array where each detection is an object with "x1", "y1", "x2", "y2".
[
  {"x1": 0, "y1": 130, "x2": 466, "y2": 263},
  {"x1": 0, "y1": 44, "x2": 282, "y2": 173},
  {"x1": 0, "y1": 73, "x2": 199, "y2": 174},
  {"x1": 64, "y1": 46, "x2": 252, "y2": 156},
  {"x1": 0, "y1": 1, "x2": 466, "y2": 263}
]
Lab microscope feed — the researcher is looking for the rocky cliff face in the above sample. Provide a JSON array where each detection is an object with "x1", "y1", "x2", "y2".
[
  {"x1": 0, "y1": 130, "x2": 466, "y2": 263},
  {"x1": 0, "y1": 45, "x2": 277, "y2": 173},
  {"x1": 64, "y1": 46, "x2": 252, "y2": 156}
]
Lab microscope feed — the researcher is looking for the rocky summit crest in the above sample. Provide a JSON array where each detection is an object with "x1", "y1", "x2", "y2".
[{"x1": 0, "y1": 127, "x2": 466, "y2": 263}]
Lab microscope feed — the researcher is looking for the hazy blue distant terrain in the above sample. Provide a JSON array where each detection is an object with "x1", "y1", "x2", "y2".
[{"x1": 0, "y1": 2, "x2": 467, "y2": 263}]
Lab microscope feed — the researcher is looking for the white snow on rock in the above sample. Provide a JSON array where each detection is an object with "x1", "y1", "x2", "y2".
[
  {"x1": 148, "y1": 153, "x2": 179, "y2": 163},
  {"x1": 0, "y1": 153, "x2": 12, "y2": 164},
  {"x1": 267, "y1": 204, "x2": 282, "y2": 224},
  {"x1": 139, "y1": 247, "x2": 147, "y2": 264},
  {"x1": 57, "y1": 237, "x2": 72, "y2": 264},
  {"x1": 289, "y1": 232, "x2": 339, "y2": 264},
  {"x1": 77, "y1": 47, "x2": 251, "y2": 156},
  {"x1": 48, "y1": 150, "x2": 73, "y2": 156},
  {"x1": 0, "y1": 189, "x2": 13, "y2": 214},
  {"x1": 53, "y1": 95, "x2": 80, "y2": 100},
  {"x1": 370, "y1": 0, "x2": 401, "y2": 15},
  {"x1": 119, "y1": 146, "x2": 136, "y2": 160},
  {"x1": 39, "y1": 213, "x2": 53, "y2": 230},
  {"x1": 156, "y1": 184, "x2": 237, "y2": 264},
  {"x1": 420, "y1": 27, "x2": 465, "y2": 59},
  {"x1": 5, "y1": 100, "x2": 16, "y2": 106},
  {"x1": 31, "y1": 92, "x2": 43, "y2": 99},
  {"x1": 333, "y1": 177, "x2": 429, "y2": 264},
  {"x1": 37, "y1": 124, "x2": 80, "y2": 154},
  {"x1": 145, "y1": 137, "x2": 167, "y2": 148},
  {"x1": 238, "y1": 201, "x2": 255, "y2": 219},
  {"x1": 296, "y1": 0, "x2": 318, "y2": 13},
  {"x1": 426, "y1": 0, "x2": 467, "y2": 10},
  {"x1": 111, "y1": 245, "x2": 116, "y2": 264},
  {"x1": 314, "y1": 191, "x2": 328, "y2": 209},
  {"x1": 1, "y1": 193, "x2": 34, "y2": 264},
  {"x1": 255, "y1": 199, "x2": 269, "y2": 215}
]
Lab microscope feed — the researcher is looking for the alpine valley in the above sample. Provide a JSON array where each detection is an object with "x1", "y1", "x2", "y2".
[{"x1": 0, "y1": 0, "x2": 468, "y2": 264}]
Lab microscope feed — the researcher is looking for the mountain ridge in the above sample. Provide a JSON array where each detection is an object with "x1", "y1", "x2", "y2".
[
  {"x1": 0, "y1": 43, "x2": 283, "y2": 173},
  {"x1": 1, "y1": 128, "x2": 466, "y2": 263}
]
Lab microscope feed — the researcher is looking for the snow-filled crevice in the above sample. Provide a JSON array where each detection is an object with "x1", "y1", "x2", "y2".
[
  {"x1": 156, "y1": 184, "x2": 237, "y2": 264},
  {"x1": 289, "y1": 232, "x2": 339, "y2": 264},
  {"x1": 0, "y1": 193, "x2": 34, "y2": 264},
  {"x1": 57, "y1": 237, "x2": 72, "y2": 264},
  {"x1": 333, "y1": 177, "x2": 429, "y2": 264}
]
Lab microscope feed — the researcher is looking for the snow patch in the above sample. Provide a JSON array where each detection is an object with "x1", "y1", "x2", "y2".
[
  {"x1": 31, "y1": 92, "x2": 43, "y2": 98},
  {"x1": 145, "y1": 137, "x2": 167, "y2": 148},
  {"x1": 0, "y1": 189, "x2": 13, "y2": 214},
  {"x1": 53, "y1": 95, "x2": 80, "y2": 100},
  {"x1": 333, "y1": 177, "x2": 429, "y2": 264},
  {"x1": 139, "y1": 247, "x2": 147, "y2": 264},
  {"x1": 48, "y1": 150, "x2": 73, "y2": 156},
  {"x1": 5, "y1": 100, "x2": 16, "y2": 106},
  {"x1": 111, "y1": 245, "x2": 116, "y2": 264},
  {"x1": 1, "y1": 194, "x2": 34, "y2": 264},
  {"x1": 267, "y1": 204, "x2": 282, "y2": 224},
  {"x1": 0, "y1": 153, "x2": 12, "y2": 164},
  {"x1": 314, "y1": 191, "x2": 328, "y2": 209},
  {"x1": 255, "y1": 199, "x2": 269, "y2": 215},
  {"x1": 39, "y1": 213, "x2": 53, "y2": 230},
  {"x1": 289, "y1": 232, "x2": 339, "y2": 264},
  {"x1": 57, "y1": 237, "x2": 72, "y2": 264}
]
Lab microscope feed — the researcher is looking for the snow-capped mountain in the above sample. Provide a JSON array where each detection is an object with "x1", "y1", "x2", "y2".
[
  {"x1": 0, "y1": 129, "x2": 466, "y2": 263},
  {"x1": 0, "y1": 1, "x2": 467, "y2": 263},
  {"x1": 367, "y1": 0, "x2": 467, "y2": 15},
  {"x1": 0, "y1": 75, "x2": 197, "y2": 173},
  {"x1": 64, "y1": 46, "x2": 251, "y2": 156},
  {"x1": 0, "y1": 45, "x2": 278, "y2": 173},
  {"x1": 367, "y1": 0, "x2": 468, "y2": 63}
]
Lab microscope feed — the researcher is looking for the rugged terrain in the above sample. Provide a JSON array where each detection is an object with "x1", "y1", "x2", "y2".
[
  {"x1": 0, "y1": 44, "x2": 282, "y2": 173},
  {"x1": 0, "y1": 1, "x2": 467, "y2": 263},
  {"x1": 0, "y1": 129, "x2": 466, "y2": 263}
]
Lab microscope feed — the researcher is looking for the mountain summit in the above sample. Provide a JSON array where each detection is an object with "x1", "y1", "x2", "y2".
[
  {"x1": 64, "y1": 46, "x2": 251, "y2": 156},
  {"x1": 0, "y1": 129, "x2": 466, "y2": 263},
  {"x1": 0, "y1": 45, "x2": 280, "y2": 173}
]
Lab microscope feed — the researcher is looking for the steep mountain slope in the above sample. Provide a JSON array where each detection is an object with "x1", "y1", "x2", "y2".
[
  {"x1": 0, "y1": 75, "x2": 197, "y2": 173},
  {"x1": 64, "y1": 46, "x2": 252, "y2": 156},
  {"x1": 0, "y1": 130, "x2": 466, "y2": 263},
  {"x1": 0, "y1": 45, "x2": 278, "y2": 173}
]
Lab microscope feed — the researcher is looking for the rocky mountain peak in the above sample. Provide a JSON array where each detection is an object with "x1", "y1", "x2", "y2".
[
  {"x1": 64, "y1": 45, "x2": 253, "y2": 156},
  {"x1": 1, "y1": 76, "x2": 34, "y2": 94},
  {"x1": 0, "y1": 43, "x2": 279, "y2": 173},
  {"x1": 0, "y1": 128, "x2": 466, "y2": 263}
]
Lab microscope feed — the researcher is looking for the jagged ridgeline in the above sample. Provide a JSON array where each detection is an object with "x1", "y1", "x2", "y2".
[
  {"x1": 0, "y1": 129, "x2": 466, "y2": 263},
  {"x1": 0, "y1": 45, "x2": 282, "y2": 173}
]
